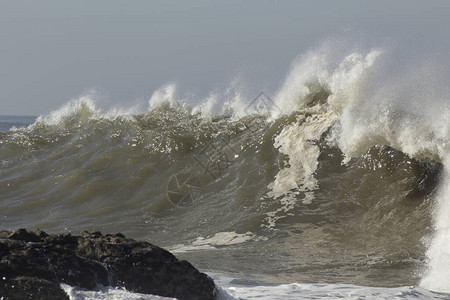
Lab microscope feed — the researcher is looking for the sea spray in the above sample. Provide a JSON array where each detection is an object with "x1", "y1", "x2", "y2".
[
  {"x1": 329, "y1": 49, "x2": 450, "y2": 293},
  {"x1": 1, "y1": 41, "x2": 450, "y2": 296},
  {"x1": 263, "y1": 49, "x2": 383, "y2": 228},
  {"x1": 421, "y1": 161, "x2": 450, "y2": 292}
]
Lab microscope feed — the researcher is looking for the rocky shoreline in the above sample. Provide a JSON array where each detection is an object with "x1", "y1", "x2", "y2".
[{"x1": 0, "y1": 229, "x2": 216, "y2": 300}]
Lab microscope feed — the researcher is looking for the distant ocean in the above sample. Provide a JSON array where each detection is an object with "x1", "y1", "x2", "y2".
[
  {"x1": 0, "y1": 115, "x2": 36, "y2": 132},
  {"x1": 2, "y1": 45, "x2": 450, "y2": 299}
]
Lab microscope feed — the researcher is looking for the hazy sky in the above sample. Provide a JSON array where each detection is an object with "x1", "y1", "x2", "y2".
[{"x1": 2, "y1": 1, "x2": 450, "y2": 115}]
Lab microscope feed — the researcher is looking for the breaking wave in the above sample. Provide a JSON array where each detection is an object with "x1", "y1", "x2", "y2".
[{"x1": 2, "y1": 41, "x2": 450, "y2": 295}]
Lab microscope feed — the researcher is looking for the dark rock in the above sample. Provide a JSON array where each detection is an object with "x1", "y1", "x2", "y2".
[
  {"x1": 0, "y1": 276, "x2": 69, "y2": 300},
  {"x1": 7, "y1": 228, "x2": 48, "y2": 243},
  {"x1": 0, "y1": 229, "x2": 216, "y2": 300},
  {"x1": 0, "y1": 231, "x2": 10, "y2": 239}
]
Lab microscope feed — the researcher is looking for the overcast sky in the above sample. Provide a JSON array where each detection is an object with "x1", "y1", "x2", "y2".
[{"x1": 2, "y1": 1, "x2": 450, "y2": 115}]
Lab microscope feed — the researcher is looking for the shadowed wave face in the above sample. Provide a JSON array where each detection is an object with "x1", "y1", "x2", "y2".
[{"x1": 2, "y1": 44, "x2": 450, "y2": 293}]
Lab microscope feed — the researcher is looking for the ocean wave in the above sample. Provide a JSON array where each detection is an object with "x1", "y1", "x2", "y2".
[{"x1": 2, "y1": 42, "x2": 450, "y2": 292}]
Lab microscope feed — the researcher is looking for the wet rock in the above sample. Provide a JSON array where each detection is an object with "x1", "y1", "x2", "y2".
[
  {"x1": 0, "y1": 276, "x2": 69, "y2": 300},
  {"x1": 0, "y1": 229, "x2": 216, "y2": 300}
]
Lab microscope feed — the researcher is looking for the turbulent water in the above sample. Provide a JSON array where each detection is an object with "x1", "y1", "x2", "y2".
[{"x1": 3, "y1": 44, "x2": 450, "y2": 299}]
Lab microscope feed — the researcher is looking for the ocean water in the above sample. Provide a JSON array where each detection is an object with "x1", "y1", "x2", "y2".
[
  {"x1": 0, "y1": 115, "x2": 37, "y2": 132},
  {"x1": 2, "y1": 43, "x2": 450, "y2": 299}
]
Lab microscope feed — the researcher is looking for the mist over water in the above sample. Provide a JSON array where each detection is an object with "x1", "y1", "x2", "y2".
[{"x1": 3, "y1": 40, "x2": 450, "y2": 298}]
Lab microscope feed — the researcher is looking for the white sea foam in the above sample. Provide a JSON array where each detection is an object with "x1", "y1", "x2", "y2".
[
  {"x1": 263, "y1": 47, "x2": 382, "y2": 228},
  {"x1": 148, "y1": 79, "x2": 253, "y2": 119},
  {"x1": 61, "y1": 284, "x2": 174, "y2": 300},
  {"x1": 61, "y1": 277, "x2": 449, "y2": 300},
  {"x1": 148, "y1": 83, "x2": 181, "y2": 110},
  {"x1": 211, "y1": 273, "x2": 450, "y2": 300},
  {"x1": 324, "y1": 49, "x2": 450, "y2": 293},
  {"x1": 170, "y1": 231, "x2": 264, "y2": 253},
  {"x1": 31, "y1": 91, "x2": 142, "y2": 130},
  {"x1": 35, "y1": 95, "x2": 99, "y2": 127},
  {"x1": 217, "y1": 283, "x2": 448, "y2": 300},
  {"x1": 261, "y1": 42, "x2": 450, "y2": 293},
  {"x1": 420, "y1": 163, "x2": 450, "y2": 292}
]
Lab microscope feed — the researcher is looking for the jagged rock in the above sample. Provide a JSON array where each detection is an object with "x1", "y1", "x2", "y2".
[
  {"x1": 7, "y1": 228, "x2": 49, "y2": 242},
  {"x1": 0, "y1": 229, "x2": 216, "y2": 300}
]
